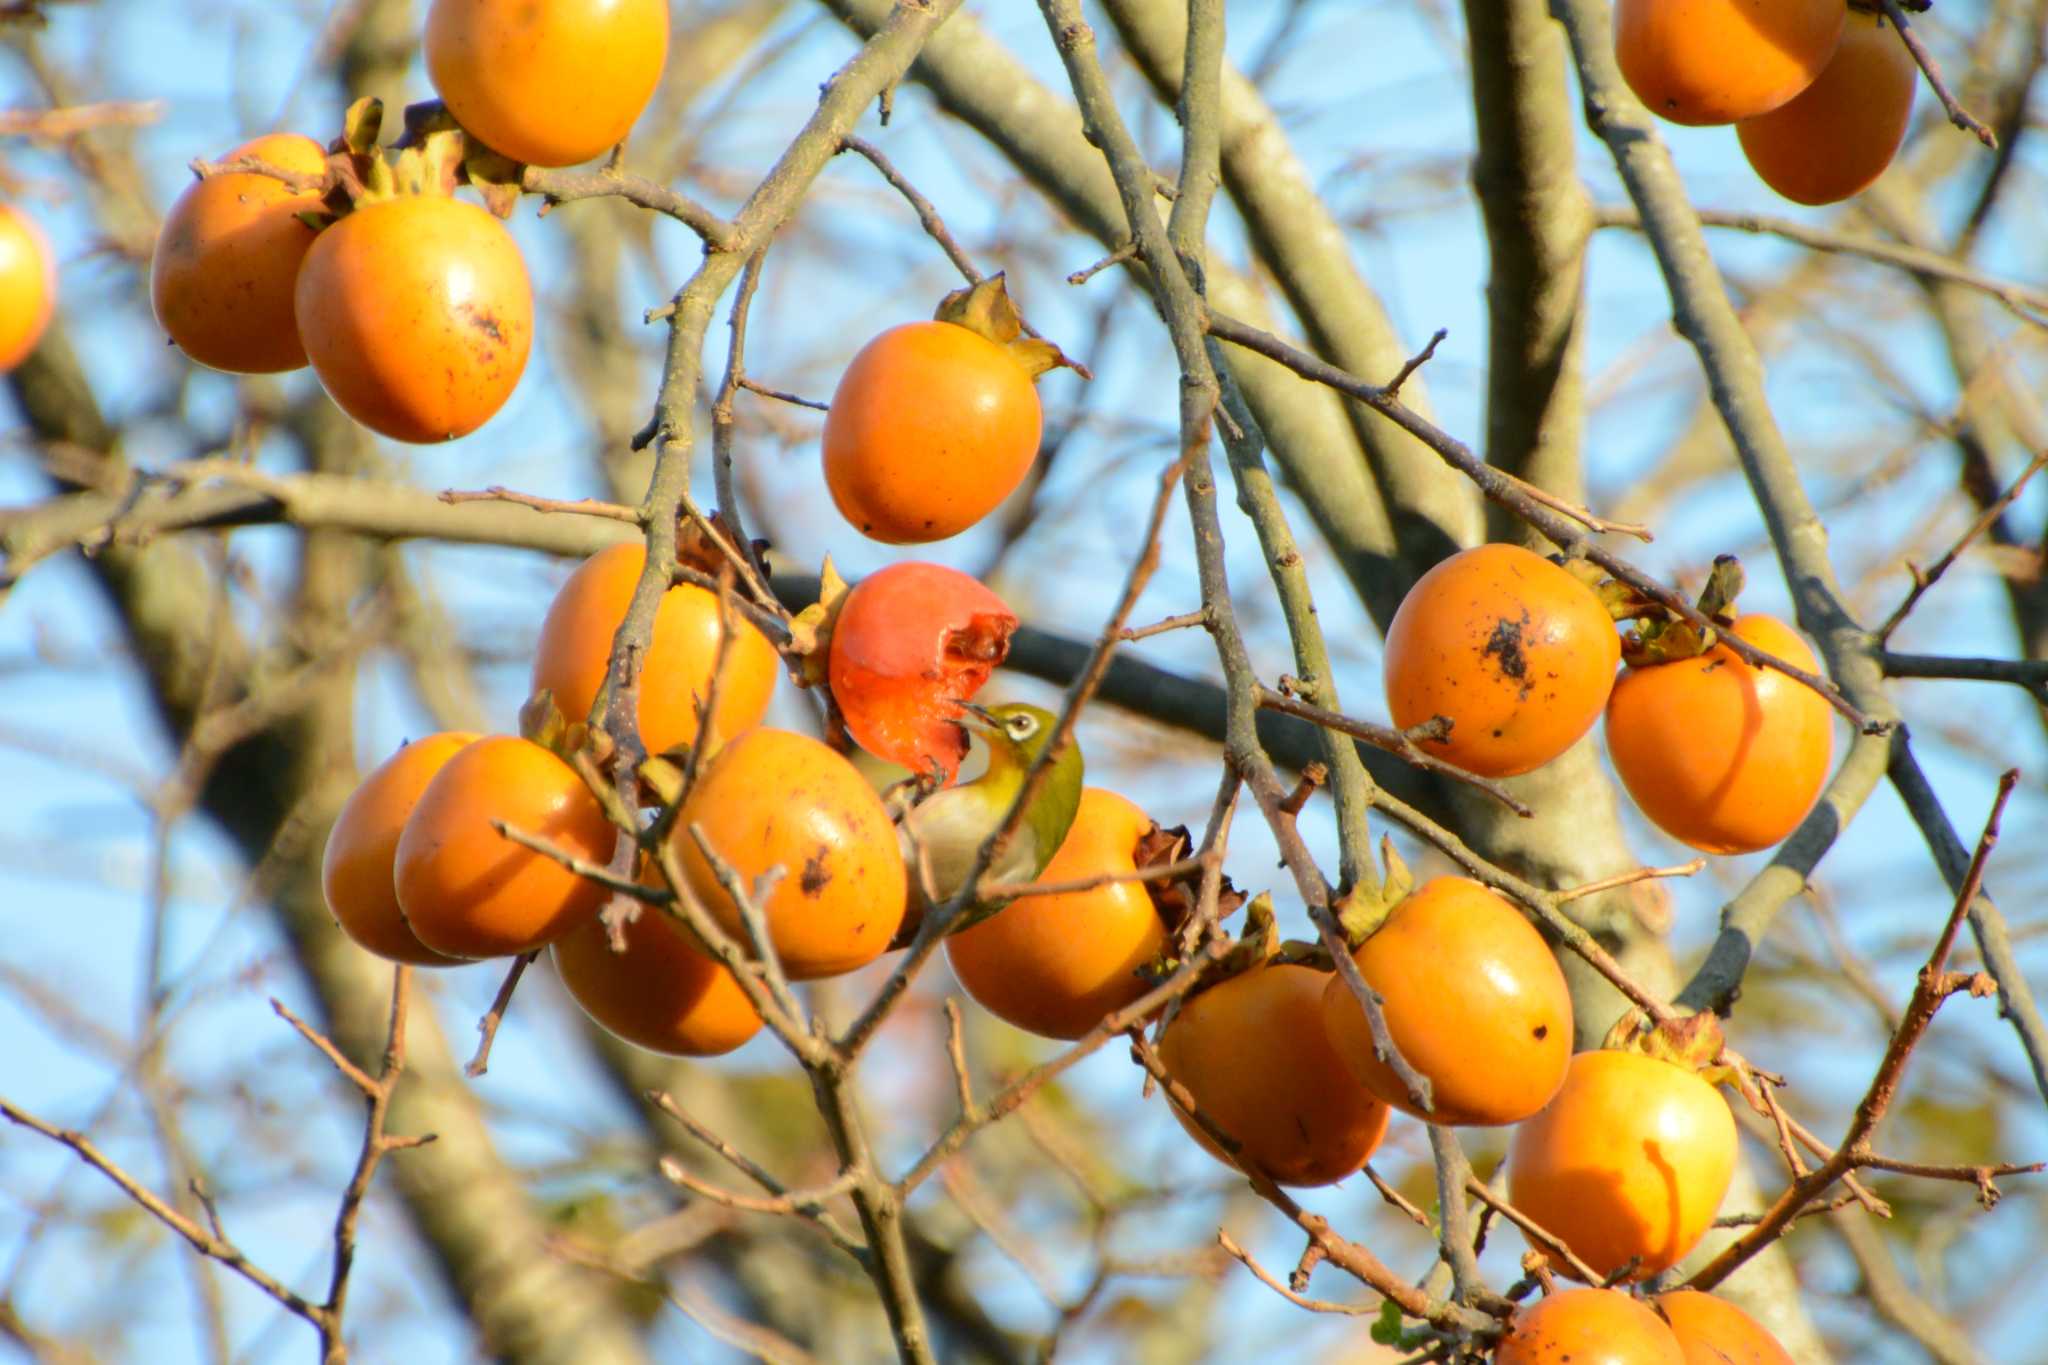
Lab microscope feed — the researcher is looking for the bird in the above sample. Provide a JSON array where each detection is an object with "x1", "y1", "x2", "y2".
[{"x1": 897, "y1": 701, "x2": 1084, "y2": 935}]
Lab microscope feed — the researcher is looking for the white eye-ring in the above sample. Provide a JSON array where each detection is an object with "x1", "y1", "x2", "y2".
[{"x1": 1007, "y1": 713, "x2": 1039, "y2": 740}]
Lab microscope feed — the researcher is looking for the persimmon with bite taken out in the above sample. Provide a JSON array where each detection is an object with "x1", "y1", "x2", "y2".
[{"x1": 828, "y1": 562, "x2": 1017, "y2": 783}]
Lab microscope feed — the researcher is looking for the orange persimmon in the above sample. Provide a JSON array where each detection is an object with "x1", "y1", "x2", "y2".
[
  {"x1": 1384, "y1": 544, "x2": 1620, "y2": 778},
  {"x1": 1507, "y1": 1049, "x2": 1737, "y2": 1280},
  {"x1": 151, "y1": 133, "x2": 327, "y2": 374},
  {"x1": 1615, "y1": 0, "x2": 1845, "y2": 125},
  {"x1": 1607, "y1": 614, "x2": 1833, "y2": 854},
  {"x1": 393, "y1": 735, "x2": 614, "y2": 958},
  {"x1": 531, "y1": 541, "x2": 778, "y2": 756},
  {"x1": 426, "y1": 0, "x2": 669, "y2": 167},
  {"x1": 1738, "y1": 9, "x2": 1916, "y2": 205},
  {"x1": 322, "y1": 732, "x2": 478, "y2": 966},
  {"x1": 946, "y1": 787, "x2": 1167, "y2": 1040},
  {"x1": 672, "y1": 728, "x2": 906, "y2": 980},
  {"x1": 552, "y1": 902, "x2": 762, "y2": 1057},
  {"x1": 1160, "y1": 961, "x2": 1390, "y2": 1188},
  {"x1": 1496, "y1": 1288, "x2": 1687, "y2": 1365},
  {"x1": 1321, "y1": 877, "x2": 1572, "y2": 1125},
  {"x1": 295, "y1": 194, "x2": 532, "y2": 442},
  {"x1": 1655, "y1": 1289, "x2": 1797, "y2": 1365},
  {"x1": 824, "y1": 321, "x2": 1042, "y2": 544}
]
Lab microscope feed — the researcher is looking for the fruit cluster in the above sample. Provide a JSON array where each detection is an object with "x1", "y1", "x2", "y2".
[
  {"x1": 1617, "y1": 0, "x2": 1917, "y2": 205},
  {"x1": 149, "y1": 0, "x2": 672, "y2": 441}
]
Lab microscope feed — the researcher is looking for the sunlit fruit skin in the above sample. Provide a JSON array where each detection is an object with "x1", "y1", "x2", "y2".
[
  {"x1": 425, "y1": 0, "x2": 670, "y2": 168},
  {"x1": 151, "y1": 133, "x2": 326, "y2": 374},
  {"x1": 1737, "y1": 11, "x2": 1915, "y2": 206},
  {"x1": 0, "y1": 203, "x2": 55, "y2": 372},
  {"x1": 321, "y1": 732, "x2": 478, "y2": 966},
  {"x1": 1615, "y1": 0, "x2": 1845, "y2": 126},
  {"x1": 828, "y1": 562, "x2": 1018, "y2": 783},
  {"x1": 532, "y1": 542, "x2": 778, "y2": 756},
  {"x1": 552, "y1": 903, "x2": 762, "y2": 1057},
  {"x1": 1495, "y1": 1287, "x2": 1687, "y2": 1365},
  {"x1": 1384, "y1": 544, "x2": 1621, "y2": 778},
  {"x1": 1320, "y1": 877, "x2": 1571, "y2": 1125},
  {"x1": 1160, "y1": 962, "x2": 1391, "y2": 1188},
  {"x1": 393, "y1": 736, "x2": 614, "y2": 958},
  {"x1": 1507, "y1": 1049, "x2": 1737, "y2": 1281},
  {"x1": 1655, "y1": 1290, "x2": 1796, "y2": 1365},
  {"x1": 295, "y1": 194, "x2": 532, "y2": 442},
  {"x1": 674, "y1": 728, "x2": 907, "y2": 980},
  {"x1": 945, "y1": 788, "x2": 1166, "y2": 1040},
  {"x1": 823, "y1": 321, "x2": 1043, "y2": 544},
  {"x1": 1606, "y1": 614, "x2": 1833, "y2": 854}
]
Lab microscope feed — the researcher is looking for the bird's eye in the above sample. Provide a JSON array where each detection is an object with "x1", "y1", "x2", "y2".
[{"x1": 1009, "y1": 715, "x2": 1037, "y2": 739}]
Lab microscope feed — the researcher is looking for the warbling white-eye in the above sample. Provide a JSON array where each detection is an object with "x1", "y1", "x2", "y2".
[{"x1": 898, "y1": 701, "x2": 1084, "y2": 933}]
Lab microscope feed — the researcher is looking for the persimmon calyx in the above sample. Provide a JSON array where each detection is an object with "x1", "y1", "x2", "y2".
[
  {"x1": 1330, "y1": 836, "x2": 1414, "y2": 945},
  {"x1": 933, "y1": 273, "x2": 1086, "y2": 380},
  {"x1": 305, "y1": 97, "x2": 527, "y2": 223},
  {"x1": 1620, "y1": 554, "x2": 1749, "y2": 667},
  {"x1": 1134, "y1": 819, "x2": 1246, "y2": 935},
  {"x1": 787, "y1": 554, "x2": 852, "y2": 688},
  {"x1": 1602, "y1": 1009, "x2": 1735, "y2": 1084}
]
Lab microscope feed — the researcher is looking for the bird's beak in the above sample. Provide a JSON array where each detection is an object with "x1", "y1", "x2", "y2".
[{"x1": 951, "y1": 700, "x2": 1000, "y2": 735}]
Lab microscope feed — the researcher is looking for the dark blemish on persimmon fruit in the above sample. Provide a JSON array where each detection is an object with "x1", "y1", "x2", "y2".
[
  {"x1": 1533, "y1": 1024, "x2": 1549, "y2": 1040},
  {"x1": 801, "y1": 849, "x2": 831, "y2": 896},
  {"x1": 458, "y1": 302, "x2": 505, "y2": 344},
  {"x1": 1482, "y1": 612, "x2": 1534, "y2": 698}
]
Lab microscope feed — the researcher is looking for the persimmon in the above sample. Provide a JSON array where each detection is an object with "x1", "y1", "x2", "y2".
[
  {"x1": 532, "y1": 541, "x2": 778, "y2": 756},
  {"x1": 1606, "y1": 614, "x2": 1833, "y2": 854},
  {"x1": 945, "y1": 787, "x2": 1167, "y2": 1040},
  {"x1": 426, "y1": 0, "x2": 669, "y2": 168},
  {"x1": 1615, "y1": 0, "x2": 1845, "y2": 126},
  {"x1": 1495, "y1": 1288, "x2": 1686, "y2": 1365},
  {"x1": 0, "y1": 202, "x2": 55, "y2": 372},
  {"x1": 827, "y1": 562, "x2": 1017, "y2": 783},
  {"x1": 552, "y1": 900, "x2": 762, "y2": 1057},
  {"x1": 393, "y1": 735, "x2": 614, "y2": 958},
  {"x1": 1508, "y1": 1049, "x2": 1737, "y2": 1280},
  {"x1": 321, "y1": 732, "x2": 478, "y2": 966},
  {"x1": 824, "y1": 323, "x2": 1041, "y2": 544},
  {"x1": 295, "y1": 193, "x2": 531, "y2": 442},
  {"x1": 1738, "y1": 10, "x2": 1916, "y2": 206},
  {"x1": 1384, "y1": 543, "x2": 1620, "y2": 777},
  {"x1": 1320, "y1": 877, "x2": 1571, "y2": 1125},
  {"x1": 151, "y1": 133, "x2": 326, "y2": 374},
  {"x1": 672, "y1": 727, "x2": 906, "y2": 980},
  {"x1": 1655, "y1": 1290, "x2": 1796, "y2": 1364},
  {"x1": 1159, "y1": 961, "x2": 1390, "y2": 1188}
]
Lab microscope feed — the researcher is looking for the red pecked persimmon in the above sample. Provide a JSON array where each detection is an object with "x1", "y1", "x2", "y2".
[{"x1": 828, "y1": 562, "x2": 1017, "y2": 783}]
